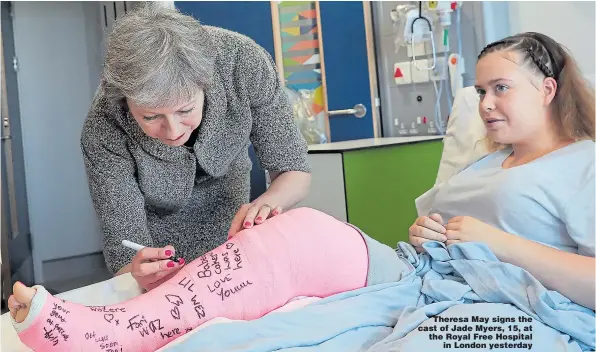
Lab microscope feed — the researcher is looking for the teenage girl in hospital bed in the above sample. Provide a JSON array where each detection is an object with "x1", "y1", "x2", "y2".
[{"x1": 5, "y1": 32, "x2": 594, "y2": 351}]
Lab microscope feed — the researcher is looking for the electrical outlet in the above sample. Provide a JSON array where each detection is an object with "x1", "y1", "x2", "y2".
[
  {"x1": 394, "y1": 62, "x2": 412, "y2": 85},
  {"x1": 428, "y1": 121, "x2": 437, "y2": 134},
  {"x1": 409, "y1": 122, "x2": 419, "y2": 134},
  {"x1": 398, "y1": 123, "x2": 408, "y2": 135},
  {"x1": 410, "y1": 60, "x2": 430, "y2": 83}
]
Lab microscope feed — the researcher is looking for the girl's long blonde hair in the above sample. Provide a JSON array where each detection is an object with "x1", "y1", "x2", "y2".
[{"x1": 477, "y1": 32, "x2": 595, "y2": 152}]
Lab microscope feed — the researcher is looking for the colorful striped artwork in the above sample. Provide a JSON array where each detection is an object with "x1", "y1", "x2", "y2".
[{"x1": 276, "y1": 1, "x2": 325, "y2": 117}]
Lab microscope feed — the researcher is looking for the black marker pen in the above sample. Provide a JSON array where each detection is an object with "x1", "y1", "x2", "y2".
[{"x1": 169, "y1": 255, "x2": 184, "y2": 264}]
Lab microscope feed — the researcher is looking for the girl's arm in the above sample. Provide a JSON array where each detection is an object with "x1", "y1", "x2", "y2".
[{"x1": 497, "y1": 234, "x2": 595, "y2": 310}]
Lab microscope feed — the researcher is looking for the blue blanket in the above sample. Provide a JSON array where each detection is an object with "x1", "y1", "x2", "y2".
[{"x1": 163, "y1": 241, "x2": 595, "y2": 352}]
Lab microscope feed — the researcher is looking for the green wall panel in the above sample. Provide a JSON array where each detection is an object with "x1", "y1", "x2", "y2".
[{"x1": 343, "y1": 141, "x2": 443, "y2": 247}]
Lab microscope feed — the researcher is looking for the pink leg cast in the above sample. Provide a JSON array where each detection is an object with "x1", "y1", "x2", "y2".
[{"x1": 14, "y1": 208, "x2": 370, "y2": 352}]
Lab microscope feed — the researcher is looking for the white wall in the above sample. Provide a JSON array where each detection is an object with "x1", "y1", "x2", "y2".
[
  {"x1": 84, "y1": 2, "x2": 104, "y2": 95},
  {"x1": 481, "y1": 1, "x2": 512, "y2": 46},
  {"x1": 508, "y1": 1, "x2": 595, "y2": 85},
  {"x1": 12, "y1": 1, "x2": 104, "y2": 283}
]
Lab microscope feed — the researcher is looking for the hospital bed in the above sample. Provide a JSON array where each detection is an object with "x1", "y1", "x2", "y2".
[
  {"x1": 1, "y1": 87, "x2": 489, "y2": 351},
  {"x1": 0, "y1": 272, "x2": 323, "y2": 351}
]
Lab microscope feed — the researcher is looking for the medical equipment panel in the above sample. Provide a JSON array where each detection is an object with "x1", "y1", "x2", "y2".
[{"x1": 372, "y1": 1, "x2": 486, "y2": 137}]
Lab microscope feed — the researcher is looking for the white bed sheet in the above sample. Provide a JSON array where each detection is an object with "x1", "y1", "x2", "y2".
[{"x1": 1, "y1": 274, "x2": 320, "y2": 351}]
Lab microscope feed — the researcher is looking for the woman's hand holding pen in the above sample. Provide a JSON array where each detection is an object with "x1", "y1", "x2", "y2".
[{"x1": 122, "y1": 241, "x2": 186, "y2": 292}]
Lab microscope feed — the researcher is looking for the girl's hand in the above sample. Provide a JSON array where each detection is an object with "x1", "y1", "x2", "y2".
[
  {"x1": 445, "y1": 216, "x2": 511, "y2": 256},
  {"x1": 409, "y1": 213, "x2": 447, "y2": 253}
]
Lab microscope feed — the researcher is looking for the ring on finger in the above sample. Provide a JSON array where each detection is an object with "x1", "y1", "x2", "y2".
[{"x1": 255, "y1": 204, "x2": 272, "y2": 223}]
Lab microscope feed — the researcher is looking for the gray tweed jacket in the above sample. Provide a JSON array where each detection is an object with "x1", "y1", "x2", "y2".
[{"x1": 81, "y1": 26, "x2": 310, "y2": 274}]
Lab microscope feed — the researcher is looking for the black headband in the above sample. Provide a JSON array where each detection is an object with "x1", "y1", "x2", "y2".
[
  {"x1": 526, "y1": 47, "x2": 555, "y2": 78},
  {"x1": 479, "y1": 37, "x2": 557, "y2": 80},
  {"x1": 477, "y1": 39, "x2": 520, "y2": 59},
  {"x1": 524, "y1": 33, "x2": 561, "y2": 80}
]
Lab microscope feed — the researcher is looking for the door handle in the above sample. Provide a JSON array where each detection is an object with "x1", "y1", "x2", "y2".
[{"x1": 327, "y1": 104, "x2": 367, "y2": 118}]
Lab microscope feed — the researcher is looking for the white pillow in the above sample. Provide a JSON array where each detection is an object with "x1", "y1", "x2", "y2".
[
  {"x1": 435, "y1": 86, "x2": 490, "y2": 185},
  {"x1": 416, "y1": 87, "x2": 490, "y2": 216}
]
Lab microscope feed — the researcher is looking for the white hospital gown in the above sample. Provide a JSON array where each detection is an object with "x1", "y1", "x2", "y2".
[{"x1": 429, "y1": 139, "x2": 595, "y2": 257}]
